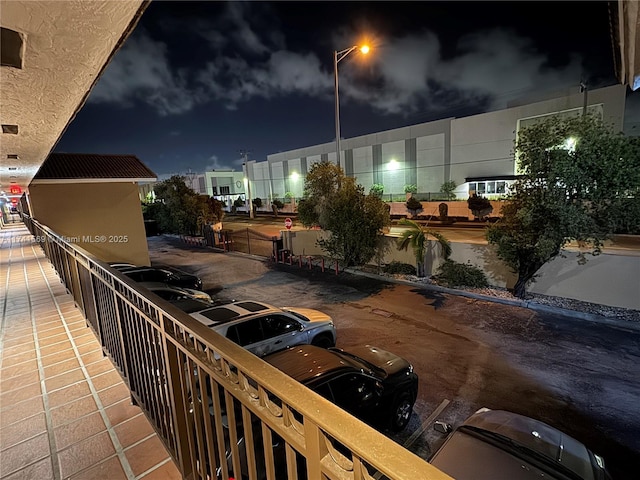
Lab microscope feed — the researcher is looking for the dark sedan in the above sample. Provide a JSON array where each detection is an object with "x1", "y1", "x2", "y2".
[
  {"x1": 263, "y1": 344, "x2": 418, "y2": 431},
  {"x1": 430, "y1": 408, "x2": 612, "y2": 480},
  {"x1": 120, "y1": 265, "x2": 203, "y2": 290}
]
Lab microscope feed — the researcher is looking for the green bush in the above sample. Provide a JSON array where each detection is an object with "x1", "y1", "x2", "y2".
[
  {"x1": 370, "y1": 183, "x2": 384, "y2": 197},
  {"x1": 434, "y1": 260, "x2": 488, "y2": 288},
  {"x1": 382, "y1": 261, "x2": 416, "y2": 275},
  {"x1": 404, "y1": 184, "x2": 417, "y2": 194},
  {"x1": 233, "y1": 196, "x2": 244, "y2": 208},
  {"x1": 405, "y1": 196, "x2": 423, "y2": 216}
]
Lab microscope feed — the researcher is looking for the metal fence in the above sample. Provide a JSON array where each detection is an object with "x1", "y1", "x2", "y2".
[
  {"x1": 204, "y1": 226, "x2": 281, "y2": 260},
  {"x1": 22, "y1": 215, "x2": 451, "y2": 480}
]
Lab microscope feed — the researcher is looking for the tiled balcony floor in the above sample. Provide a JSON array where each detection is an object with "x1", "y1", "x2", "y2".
[{"x1": 1, "y1": 223, "x2": 182, "y2": 480}]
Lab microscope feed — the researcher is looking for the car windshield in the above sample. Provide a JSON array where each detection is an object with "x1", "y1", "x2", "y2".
[
  {"x1": 460, "y1": 426, "x2": 594, "y2": 480},
  {"x1": 329, "y1": 349, "x2": 385, "y2": 377},
  {"x1": 284, "y1": 310, "x2": 310, "y2": 323}
]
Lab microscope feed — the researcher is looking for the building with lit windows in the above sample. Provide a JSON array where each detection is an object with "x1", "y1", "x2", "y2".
[{"x1": 245, "y1": 84, "x2": 626, "y2": 203}]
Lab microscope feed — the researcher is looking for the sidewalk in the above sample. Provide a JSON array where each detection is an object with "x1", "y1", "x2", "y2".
[{"x1": 0, "y1": 223, "x2": 181, "y2": 480}]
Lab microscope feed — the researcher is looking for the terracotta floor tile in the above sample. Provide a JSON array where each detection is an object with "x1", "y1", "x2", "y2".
[
  {"x1": 139, "y1": 459, "x2": 183, "y2": 480},
  {"x1": 77, "y1": 341, "x2": 101, "y2": 356},
  {"x1": 43, "y1": 357, "x2": 80, "y2": 377},
  {"x1": 81, "y1": 350, "x2": 106, "y2": 365},
  {"x1": 0, "y1": 432, "x2": 50, "y2": 477},
  {"x1": 37, "y1": 325, "x2": 67, "y2": 338},
  {"x1": 58, "y1": 431, "x2": 116, "y2": 479},
  {"x1": 0, "y1": 342, "x2": 35, "y2": 359},
  {"x1": 67, "y1": 455, "x2": 127, "y2": 480},
  {"x1": 74, "y1": 333, "x2": 98, "y2": 348},
  {"x1": 124, "y1": 436, "x2": 172, "y2": 477},
  {"x1": 98, "y1": 383, "x2": 131, "y2": 408},
  {"x1": 40, "y1": 348, "x2": 76, "y2": 366},
  {"x1": 0, "y1": 369, "x2": 40, "y2": 394},
  {"x1": 38, "y1": 332, "x2": 71, "y2": 347},
  {"x1": 0, "y1": 412, "x2": 46, "y2": 450},
  {"x1": 105, "y1": 398, "x2": 144, "y2": 427},
  {"x1": 54, "y1": 411, "x2": 107, "y2": 450},
  {"x1": 47, "y1": 381, "x2": 91, "y2": 408},
  {"x1": 1, "y1": 359, "x2": 38, "y2": 378},
  {"x1": 51, "y1": 396, "x2": 98, "y2": 427},
  {"x1": 45, "y1": 368, "x2": 85, "y2": 393},
  {"x1": 0, "y1": 382, "x2": 42, "y2": 406},
  {"x1": 85, "y1": 358, "x2": 116, "y2": 376},
  {"x1": 1, "y1": 348, "x2": 37, "y2": 367},
  {"x1": 113, "y1": 413, "x2": 155, "y2": 448},
  {"x1": 92, "y1": 370, "x2": 122, "y2": 392},
  {"x1": 0, "y1": 396, "x2": 44, "y2": 428},
  {"x1": 39, "y1": 340, "x2": 73, "y2": 358},
  {"x1": 1, "y1": 334, "x2": 35, "y2": 350},
  {"x1": 2, "y1": 456, "x2": 54, "y2": 480}
]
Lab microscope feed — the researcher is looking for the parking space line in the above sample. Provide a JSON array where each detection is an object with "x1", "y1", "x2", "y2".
[{"x1": 404, "y1": 398, "x2": 451, "y2": 449}]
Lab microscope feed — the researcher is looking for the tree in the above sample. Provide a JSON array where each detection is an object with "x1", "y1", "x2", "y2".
[
  {"x1": 440, "y1": 180, "x2": 457, "y2": 200},
  {"x1": 299, "y1": 160, "x2": 391, "y2": 267},
  {"x1": 467, "y1": 194, "x2": 493, "y2": 220},
  {"x1": 151, "y1": 175, "x2": 201, "y2": 235},
  {"x1": 397, "y1": 219, "x2": 451, "y2": 277},
  {"x1": 196, "y1": 196, "x2": 225, "y2": 233},
  {"x1": 487, "y1": 114, "x2": 640, "y2": 298}
]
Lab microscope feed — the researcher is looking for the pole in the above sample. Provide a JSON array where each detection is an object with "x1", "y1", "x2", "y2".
[
  {"x1": 580, "y1": 82, "x2": 588, "y2": 116},
  {"x1": 334, "y1": 50, "x2": 341, "y2": 166}
]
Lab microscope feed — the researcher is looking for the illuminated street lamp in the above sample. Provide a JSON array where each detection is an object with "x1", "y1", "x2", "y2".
[{"x1": 334, "y1": 44, "x2": 369, "y2": 165}]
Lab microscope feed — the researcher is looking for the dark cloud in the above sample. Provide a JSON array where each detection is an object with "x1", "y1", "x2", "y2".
[{"x1": 87, "y1": 2, "x2": 623, "y2": 123}]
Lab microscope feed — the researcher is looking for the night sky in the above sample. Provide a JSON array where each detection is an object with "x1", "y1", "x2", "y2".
[{"x1": 54, "y1": 1, "x2": 640, "y2": 178}]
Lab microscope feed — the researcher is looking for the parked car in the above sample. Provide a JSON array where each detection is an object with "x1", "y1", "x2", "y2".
[
  {"x1": 189, "y1": 300, "x2": 336, "y2": 357},
  {"x1": 137, "y1": 282, "x2": 217, "y2": 313},
  {"x1": 429, "y1": 408, "x2": 612, "y2": 480},
  {"x1": 263, "y1": 344, "x2": 418, "y2": 432},
  {"x1": 120, "y1": 265, "x2": 203, "y2": 290}
]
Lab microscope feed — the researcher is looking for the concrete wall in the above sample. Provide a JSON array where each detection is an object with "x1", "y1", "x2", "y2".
[
  {"x1": 282, "y1": 229, "x2": 639, "y2": 310},
  {"x1": 29, "y1": 182, "x2": 150, "y2": 266}
]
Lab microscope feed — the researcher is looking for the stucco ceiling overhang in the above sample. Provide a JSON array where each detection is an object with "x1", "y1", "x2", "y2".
[
  {"x1": 0, "y1": 0, "x2": 149, "y2": 202},
  {"x1": 616, "y1": 0, "x2": 640, "y2": 90}
]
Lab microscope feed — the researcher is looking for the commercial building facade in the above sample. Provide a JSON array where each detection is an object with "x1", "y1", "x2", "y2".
[{"x1": 246, "y1": 84, "x2": 626, "y2": 203}]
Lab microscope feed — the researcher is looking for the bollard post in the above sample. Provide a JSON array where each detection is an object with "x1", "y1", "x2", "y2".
[
  {"x1": 321, "y1": 258, "x2": 325, "y2": 272},
  {"x1": 308, "y1": 257, "x2": 312, "y2": 270},
  {"x1": 298, "y1": 255, "x2": 302, "y2": 268},
  {"x1": 335, "y1": 260, "x2": 339, "y2": 275},
  {"x1": 281, "y1": 251, "x2": 286, "y2": 263}
]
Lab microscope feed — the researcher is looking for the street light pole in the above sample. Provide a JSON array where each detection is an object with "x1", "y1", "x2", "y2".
[{"x1": 334, "y1": 45, "x2": 369, "y2": 166}]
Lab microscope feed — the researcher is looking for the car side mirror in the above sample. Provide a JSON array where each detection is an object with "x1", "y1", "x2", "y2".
[{"x1": 434, "y1": 421, "x2": 452, "y2": 434}]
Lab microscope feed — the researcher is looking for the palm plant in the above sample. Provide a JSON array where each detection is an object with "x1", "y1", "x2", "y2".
[{"x1": 397, "y1": 218, "x2": 451, "y2": 277}]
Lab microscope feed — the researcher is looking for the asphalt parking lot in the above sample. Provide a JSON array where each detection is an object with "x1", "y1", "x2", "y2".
[{"x1": 148, "y1": 234, "x2": 640, "y2": 479}]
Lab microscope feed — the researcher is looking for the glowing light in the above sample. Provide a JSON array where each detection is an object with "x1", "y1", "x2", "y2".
[
  {"x1": 291, "y1": 171, "x2": 300, "y2": 181},
  {"x1": 360, "y1": 45, "x2": 370, "y2": 54},
  {"x1": 388, "y1": 159, "x2": 399, "y2": 170},
  {"x1": 564, "y1": 137, "x2": 577, "y2": 152}
]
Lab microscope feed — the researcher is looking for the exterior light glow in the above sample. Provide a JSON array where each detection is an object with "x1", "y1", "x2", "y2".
[
  {"x1": 388, "y1": 159, "x2": 399, "y2": 170},
  {"x1": 564, "y1": 137, "x2": 577, "y2": 152},
  {"x1": 291, "y1": 172, "x2": 300, "y2": 181},
  {"x1": 360, "y1": 45, "x2": 370, "y2": 54}
]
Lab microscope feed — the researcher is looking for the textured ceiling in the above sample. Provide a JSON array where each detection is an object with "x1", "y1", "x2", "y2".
[{"x1": 0, "y1": 0, "x2": 147, "y2": 202}]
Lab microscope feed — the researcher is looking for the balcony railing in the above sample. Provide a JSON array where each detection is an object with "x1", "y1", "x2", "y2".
[{"x1": 22, "y1": 215, "x2": 452, "y2": 480}]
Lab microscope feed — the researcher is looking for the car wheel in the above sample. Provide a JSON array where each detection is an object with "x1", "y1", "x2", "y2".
[
  {"x1": 390, "y1": 392, "x2": 413, "y2": 431},
  {"x1": 311, "y1": 334, "x2": 334, "y2": 348}
]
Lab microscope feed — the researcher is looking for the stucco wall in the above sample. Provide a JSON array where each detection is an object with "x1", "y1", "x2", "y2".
[
  {"x1": 283, "y1": 229, "x2": 639, "y2": 310},
  {"x1": 29, "y1": 182, "x2": 150, "y2": 266}
]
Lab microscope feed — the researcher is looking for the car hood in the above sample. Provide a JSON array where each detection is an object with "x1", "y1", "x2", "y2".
[
  {"x1": 281, "y1": 307, "x2": 332, "y2": 323},
  {"x1": 180, "y1": 288, "x2": 212, "y2": 301},
  {"x1": 339, "y1": 345, "x2": 412, "y2": 377}
]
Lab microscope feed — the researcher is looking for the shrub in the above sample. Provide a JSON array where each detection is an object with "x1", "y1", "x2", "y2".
[
  {"x1": 233, "y1": 196, "x2": 244, "y2": 208},
  {"x1": 404, "y1": 184, "x2": 417, "y2": 194},
  {"x1": 405, "y1": 196, "x2": 423, "y2": 217},
  {"x1": 272, "y1": 199, "x2": 284, "y2": 209},
  {"x1": 433, "y1": 260, "x2": 489, "y2": 288},
  {"x1": 370, "y1": 183, "x2": 384, "y2": 197},
  {"x1": 440, "y1": 180, "x2": 457, "y2": 200},
  {"x1": 382, "y1": 261, "x2": 416, "y2": 275},
  {"x1": 252, "y1": 197, "x2": 263, "y2": 208},
  {"x1": 467, "y1": 194, "x2": 493, "y2": 219}
]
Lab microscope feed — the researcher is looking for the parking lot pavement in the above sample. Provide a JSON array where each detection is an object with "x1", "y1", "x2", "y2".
[{"x1": 147, "y1": 234, "x2": 640, "y2": 479}]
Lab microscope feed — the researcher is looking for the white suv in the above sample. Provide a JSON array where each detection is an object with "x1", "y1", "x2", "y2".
[{"x1": 189, "y1": 301, "x2": 336, "y2": 357}]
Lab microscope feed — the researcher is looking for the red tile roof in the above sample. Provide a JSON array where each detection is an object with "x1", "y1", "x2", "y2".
[{"x1": 32, "y1": 153, "x2": 157, "y2": 182}]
